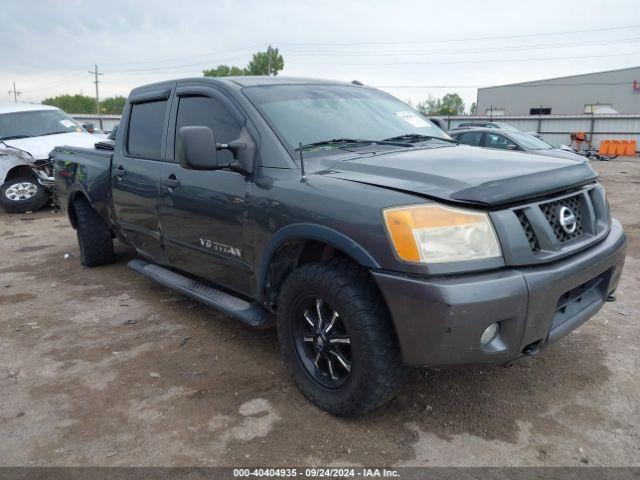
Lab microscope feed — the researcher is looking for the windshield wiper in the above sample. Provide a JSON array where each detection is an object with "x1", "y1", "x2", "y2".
[
  {"x1": 0, "y1": 135, "x2": 33, "y2": 141},
  {"x1": 296, "y1": 137, "x2": 412, "y2": 151},
  {"x1": 383, "y1": 133, "x2": 458, "y2": 144}
]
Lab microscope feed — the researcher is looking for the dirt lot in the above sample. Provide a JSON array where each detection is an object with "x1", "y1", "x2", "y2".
[{"x1": 0, "y1": 159, "x2": 638, "y2": 467}]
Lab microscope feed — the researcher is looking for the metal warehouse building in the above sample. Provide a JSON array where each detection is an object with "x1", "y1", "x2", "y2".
[{"x1": 477, "y1": 66, "x2": 640, "y2": 115}]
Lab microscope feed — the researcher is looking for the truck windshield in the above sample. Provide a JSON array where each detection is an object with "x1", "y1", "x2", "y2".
[
  {"x1": 244, "y1": 84, "x2": 451, "y2": 154},
  {"x1": 0, "y1": 109, "x2": 84, "y2": 141}
]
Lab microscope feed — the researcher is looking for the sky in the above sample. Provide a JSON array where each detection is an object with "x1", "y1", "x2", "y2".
[{"x1": 2, "y1": 0, "x2": 639, "y2": 111}]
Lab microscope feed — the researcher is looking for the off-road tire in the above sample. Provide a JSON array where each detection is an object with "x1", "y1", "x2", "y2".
[
  {"x1": 73, "y1": 197, "x2": 115, "y2": 267},
  {"x1": 0, "y1": 176, "x2": 49, "y2": 213},
  {"x1": 277, "y1": 259, "x2": 409, "y2": 416}
]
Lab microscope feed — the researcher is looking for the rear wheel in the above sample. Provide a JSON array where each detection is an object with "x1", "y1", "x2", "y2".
[
  {"x1": 277, "y1": 259, "x2": 409, "y2": 416},
  {"x1": 0, "y1": 176, "x2": 49, "y2": 213},
  {"x1": 73, "y1": 197, "x2": 116, "y2": 267}
]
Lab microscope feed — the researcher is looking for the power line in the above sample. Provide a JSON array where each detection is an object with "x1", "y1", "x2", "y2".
[
  {"x1": 64, "y1": 23, "x2": 640, "y2": 74},
  {"x1": 282, "y1": 36, "x2": 640, "y2": 57},
  {"x1": 376, "y1": 81, "x2": 640, "y2": 89},
  {"x1": 278, "y1": 23, "x2": 640, "y2": 47},
  {"x1": 288, "y1": 50, "x2": 640, "y2": 66}
]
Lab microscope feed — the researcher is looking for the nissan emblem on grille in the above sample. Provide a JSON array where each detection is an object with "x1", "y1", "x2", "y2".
[{"x1": 558, "y1": 206, "x2": 577, "y2": 234}]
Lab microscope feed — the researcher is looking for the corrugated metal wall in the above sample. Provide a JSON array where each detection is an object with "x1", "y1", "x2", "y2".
[{"x1": 445, "y1": 114, "x2": 640, "y2": 149}]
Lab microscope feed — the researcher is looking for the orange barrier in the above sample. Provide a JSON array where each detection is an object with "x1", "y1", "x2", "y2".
[
  {"x1": 624, "y1": 140, "x2": 637, "y2": 156},
  {"x1": 598, "y1": 139, "x2": 637, "y2": 156}
]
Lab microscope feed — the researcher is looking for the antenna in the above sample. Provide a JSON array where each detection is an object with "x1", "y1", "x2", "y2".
[{"x1": 298, "y1": 142, "x2": 307, "y2": 183}]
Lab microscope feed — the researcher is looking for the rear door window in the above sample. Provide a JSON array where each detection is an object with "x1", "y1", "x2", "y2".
[
  {"x1": 127, "y1": 100, "x2": 167, "y2": 159},
  {"x1": 456, "y1": 131, "x2": 483, "y2": 146}
]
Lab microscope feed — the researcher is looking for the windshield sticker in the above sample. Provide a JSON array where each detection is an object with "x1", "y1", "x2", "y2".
[
  {"x1": 59, "y1": 119, "x2": 75, "y2": 128},
  {"x1": 394, "y1": 111, "x2": 430, "y2": 128}
]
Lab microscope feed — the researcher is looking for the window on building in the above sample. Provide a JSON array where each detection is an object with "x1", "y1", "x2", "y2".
[
  {"x1": 127, "y1": 100, "x2": 168, "y2": 159},
  {"x1": 584, "y1": 104, "x2": 618, "y2": 114},
  {"x1": 530, "y1": 107, "x2": 552, "y2": 115},
  {"x1": 485, "y1": 108, "x2": 505, "y2": 115}
]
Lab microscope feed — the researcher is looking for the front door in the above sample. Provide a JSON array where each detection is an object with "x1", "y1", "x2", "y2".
[
  {"x1": 158, "y1": 89, "x2": 253, "y2": 296},
  {"x1": 111, "y1": 96, "x2": 170, "y2": 263}
]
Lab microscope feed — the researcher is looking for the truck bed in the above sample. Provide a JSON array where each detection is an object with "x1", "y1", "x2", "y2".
[{"x1": 51, "y1": 145, "x2": 113, "y2": 216}]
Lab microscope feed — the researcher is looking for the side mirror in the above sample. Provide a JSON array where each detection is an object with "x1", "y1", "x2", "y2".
[
  {"x1": 82, "y1": 122, "x2": 95, "y2": 133},
  {"x1": 177, "y1": 126, "x2": 219, "y2": 170},
  {"x1": 507, "y1": 143, "x2": 519, "y2": 150},
  {"x1": 108, "y1": 124, "x2": 118, "y2": 140}
]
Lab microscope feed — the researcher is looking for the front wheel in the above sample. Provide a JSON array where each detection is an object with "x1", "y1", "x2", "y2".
[
  {"x1": 0, "y1": 176, "x2": 49, "y2": 213},
  {"x1": 277, "y1": 259, "x2": 409, "y2": 416}
]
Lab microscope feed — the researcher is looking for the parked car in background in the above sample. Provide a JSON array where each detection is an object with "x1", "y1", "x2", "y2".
[
  {"x1": 450, "y1": 121, "x2": 541, "y2": 138},
  {"x1": 81, "y1": 122, "x2": 106, "y2": 135},
  {"x1": 0, "y1": 104, "x2": 99, "y2": 213},
  {"x1": 450, "y1": 121, "x2": 520, "y2": 131},
  {"x1": 450, "y1": 128, "x2": 587, "y2": 162}
]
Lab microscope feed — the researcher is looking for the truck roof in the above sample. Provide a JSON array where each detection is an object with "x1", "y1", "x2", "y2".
[
  {"x1": 0, "y1": 103, "x2": 60, "y2": 115},
  {"x1": 129, "y1": 76, "x2": 357, "y2": 96}
]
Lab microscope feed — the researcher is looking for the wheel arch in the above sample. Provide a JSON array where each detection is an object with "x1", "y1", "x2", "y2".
[
  {"x1": 257, "y1": 223, "x2": 380, "y2": 307},
  {"x1": 4, "y1": 165, "x2": 36, "y2": 182},
  {"x1": 66, "y1": 184, "x2": 93, "y2": 229}
]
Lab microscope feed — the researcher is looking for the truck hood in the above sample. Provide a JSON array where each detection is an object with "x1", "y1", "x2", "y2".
[
  {"x1": 2, "y1": 132, "x2": 98, "y2": 160},
  {"x1": 318, "y1": 145, "x2": 598, "y2": 206}
]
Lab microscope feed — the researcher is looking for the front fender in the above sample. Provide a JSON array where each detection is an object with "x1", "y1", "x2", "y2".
[
  {"x1": 256, "y1": 223, "x2": 380, "y2": 297},
  {"x1": 0, "y1": 155, "x2": 31, "y2": 183}
]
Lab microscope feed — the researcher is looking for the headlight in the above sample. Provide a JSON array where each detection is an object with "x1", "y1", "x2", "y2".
[{"x1": 382, "y1": 204, "x2": 501, "y2": 263}]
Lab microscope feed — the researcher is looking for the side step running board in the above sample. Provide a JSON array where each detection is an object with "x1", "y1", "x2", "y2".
[{"x1": 128, "y1": 259, "x2": 272, "y2": 329}]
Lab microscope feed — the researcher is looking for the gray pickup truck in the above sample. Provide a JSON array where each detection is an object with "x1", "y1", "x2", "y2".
[{"x1": 52, "y1": 77, "x2": 627, "y2": 416}]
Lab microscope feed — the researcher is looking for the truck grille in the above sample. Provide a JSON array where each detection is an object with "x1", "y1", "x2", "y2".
[
  {"x1": 539, "y1": 194, "x2": 584, "y2": 243},
  {"x1": 507, "y1": 185, "x2": 609, "y2": 261},
  {"x1": 515, "y1": 210, "x2": 540, "y2": 253}
]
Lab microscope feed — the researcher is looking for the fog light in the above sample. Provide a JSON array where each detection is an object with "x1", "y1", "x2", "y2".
[{"x1": 480, "y1": 322, "x2": 499, "y2": 346}]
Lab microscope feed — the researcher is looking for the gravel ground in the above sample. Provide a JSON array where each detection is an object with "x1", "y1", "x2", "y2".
[{"x1": 0, "y1": 159, "x2": 638, "y2": 467}]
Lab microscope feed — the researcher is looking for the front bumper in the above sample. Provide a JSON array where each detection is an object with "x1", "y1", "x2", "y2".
[{"x1": 373, "y1": 219, "x2": 627, "y2": 366}]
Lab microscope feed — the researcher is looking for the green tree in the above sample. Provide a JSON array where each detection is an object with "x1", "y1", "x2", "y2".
[
  {"x1": 416, "y1": 93, "x2": 465, "y2": 116},
  {"x1": 439, "y1": 93, "x2": 465, "y2": 116},
  {"x1": 246, "y1": 45, "x2": 284, "y2": 76},
  {"x1": 203, "y1": 46, "x2": 285, "y2": 78},
  {"x1": 203, "y1": 65, "x2": 247, "y2": 77},
  {"x1": 469, "y1": 102, "x2": 477, "y2": 115},
  {"x1": 416, "y1": 95, "x2": 441, "y2": 116},
  {"x1": 43, "y1": 94, "x2": 95, "y2": 114},
  {"x1": 100, "y1": 96, "x2": 127, "y2": 114}
]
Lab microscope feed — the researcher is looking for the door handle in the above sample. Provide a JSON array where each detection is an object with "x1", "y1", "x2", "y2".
[
  {"x1": 113, "y1": 166, "x2": 126, "y2": 178},
  {"x1": 162, "y1": 175, "x2": 180, "y2": 189}
]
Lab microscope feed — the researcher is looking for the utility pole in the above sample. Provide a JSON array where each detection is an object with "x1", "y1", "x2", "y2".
[
  {"x1": 8, "y1": 82, "x2": 21, "y2": 103},
  {"x1": 88, "y1": 64, "x2": 103, "y2": 115}
]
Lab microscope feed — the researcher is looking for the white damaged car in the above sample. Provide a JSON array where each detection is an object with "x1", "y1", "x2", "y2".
[{"x1": 0, "y1": 104, "x2": 100, "y2": 213}]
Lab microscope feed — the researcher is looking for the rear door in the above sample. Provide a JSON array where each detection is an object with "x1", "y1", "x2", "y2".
[
  {"x1": 158, "y1": 84, "x2": 253, "y2": 296},
  {"x1": 111, "y1": 88, "x2": 172, "y2": 263}
]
